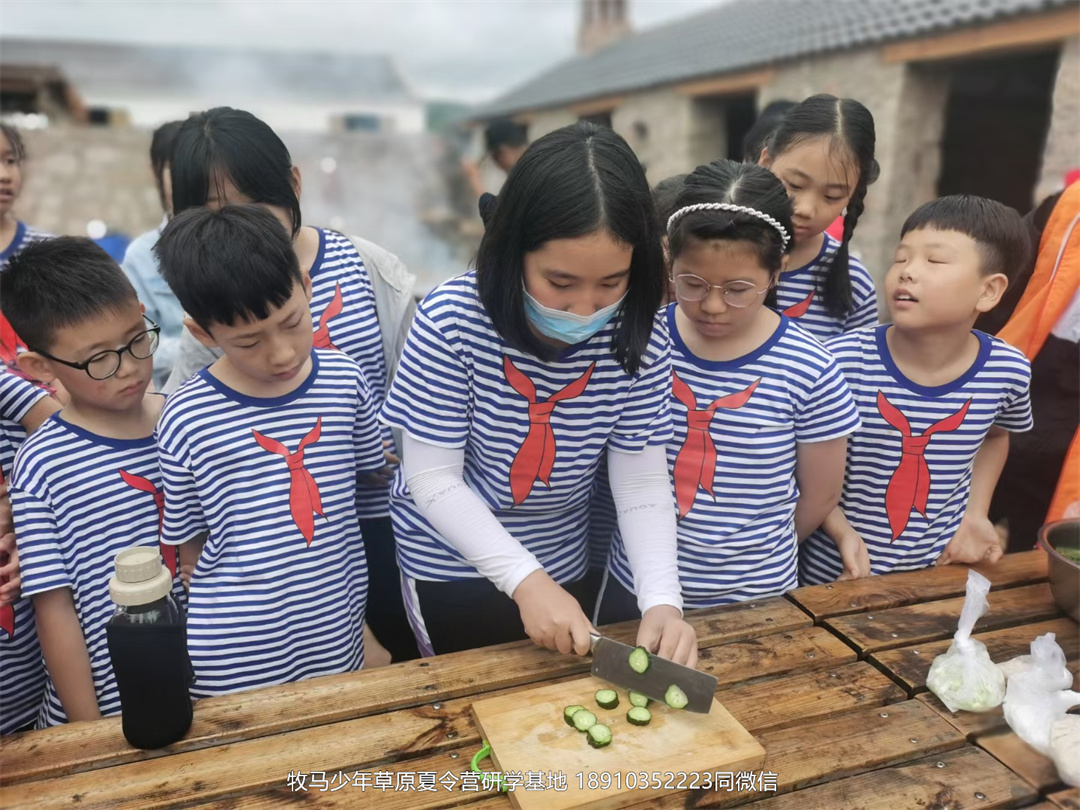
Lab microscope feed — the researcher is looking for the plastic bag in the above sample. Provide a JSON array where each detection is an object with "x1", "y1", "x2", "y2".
[
  {"x1": 1050, "y1": 715, "x2": 1080, "y2": 787},
  {"x1": 1002, "y1": 632, "x2": 1080, "y2": 756},
  {"x1": 926, "y1": 570, "x2": 1006, "y2": 712},
  {"x1": 998, "y1": 633, "x2": 1072, "y2": 689}
]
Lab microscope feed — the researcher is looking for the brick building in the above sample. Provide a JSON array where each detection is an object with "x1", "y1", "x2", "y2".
[{"x1": 475, "y1": 0, "x2": 1080, "y2": 285}]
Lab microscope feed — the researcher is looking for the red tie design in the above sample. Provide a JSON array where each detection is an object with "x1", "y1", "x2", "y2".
[
  {"x1": 504, "y1": 356, "x2": 594, "y2": 505},
  {"x1": 877, "y1": 391, "x2": 971, "y2": 540},
  {"x1": 253, "y1": 418, "x2": 324, "y2": 545},
  {"x1": 671, "y1": 371, "x2": 760, "y2": 520},
  {"x1": 0, "y1": 315, "x2": 22, "y2": 369},
  {"x1": 0, "y1": 467, "x2": 12, "y2": 637},
  {"x1": 783, "y1": 289, "x2": 815, "y2": 318},
  {"x1": 312, "y1": 283, "x2": 343, "y2": 351},
  {"x1": 118, "y1": 469, "x2": 176, "y2": 578}
]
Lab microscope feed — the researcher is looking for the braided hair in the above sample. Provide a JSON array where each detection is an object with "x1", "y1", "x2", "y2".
[{"x1": 766, "y1": 95, "x2": 879, "y2": 319}]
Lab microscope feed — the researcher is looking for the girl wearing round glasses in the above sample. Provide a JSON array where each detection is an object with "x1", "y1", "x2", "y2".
[{"x1": 597, "y1": 160, "x2": 861, "y2": 618}]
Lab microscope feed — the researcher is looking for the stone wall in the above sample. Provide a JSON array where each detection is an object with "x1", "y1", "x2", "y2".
[
  {"x1": 1036, "y1": 34, "x2": 1080, "y2": 202},
  {"x1": 612, "y1": 88, "x2": 696, "y2": 183},
  {"x1": 526, "y1": 109, "x2": 578, "y2": 141},
  {"x1": 12, "y1": 126, "x2": 470, "y2": 292}
]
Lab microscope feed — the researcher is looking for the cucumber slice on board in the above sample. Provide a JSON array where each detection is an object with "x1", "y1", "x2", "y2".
[
  {"x1": 628, "y1": 645, "x2": 651, "y2": 674},
  {"x1": 572, "y1": 709, "x2": 598, "y2": 732},
  {"x1": 563, "y1": 705, "x2": 585, "y2": 727},
  {"x1": 628, "y1": 690, "x2": 649, "y2": 708},
  {"x1": 664, "y1": 684, "x2": 689, "y2": 710},
  {"x1": 594, "y1": 689, "x2": 619, "y2": 710},
  {"x1": 626, "y1": 706, "x2": 652, "y2": 726},
  {"x1": 586, "y1": 723, "x2": 612, "y2": 748}
]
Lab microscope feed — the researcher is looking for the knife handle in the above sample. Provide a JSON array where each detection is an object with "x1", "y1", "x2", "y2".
[{"x1": 588, "y1": 632, "x2": 601, "y2": 653}]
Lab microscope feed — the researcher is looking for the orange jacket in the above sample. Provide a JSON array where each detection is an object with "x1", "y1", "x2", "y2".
[{"x1": 998, "y1": 184, "x2": 1080, "y2": 522}]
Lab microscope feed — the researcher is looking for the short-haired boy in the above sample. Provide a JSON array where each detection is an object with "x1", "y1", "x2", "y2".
[
  {"x1": 801, "y1": 195, "x2": 1034, "y2": 584},
  {"x1": 154, "y1": 205, "x2": 386, "y2": 697},
  {"x1": 2, "y1": 238, "x2": 177, "y2": 726}
]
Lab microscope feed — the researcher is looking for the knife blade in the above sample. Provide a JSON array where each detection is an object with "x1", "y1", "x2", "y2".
[{"x1": 589, "y1": 633, "x2": 717, "y2": 713}]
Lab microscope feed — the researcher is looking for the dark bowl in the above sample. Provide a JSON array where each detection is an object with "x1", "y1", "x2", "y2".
[{"x1": 1038, "y1": 519, "x2": 1080, "y2": 622}]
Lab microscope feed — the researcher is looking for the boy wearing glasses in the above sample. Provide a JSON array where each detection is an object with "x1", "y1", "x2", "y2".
[
  {"x1": 152, "y1": 206, "x2": 387, "y2": 697},
  {"x1": 1, "y1": 238, "x2": 179, "y2": 726}
]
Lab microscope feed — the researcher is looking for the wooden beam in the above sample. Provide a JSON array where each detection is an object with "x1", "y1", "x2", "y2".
[
  {"x1": 568, "y1": 95, "x2": 625, "y2": 116},
  {"x1": 883, "y1": 7, "x2": 1080, "y2": 63},
  {"x1": 675, "y1": 67, "x2": 775, "y2": 98}
]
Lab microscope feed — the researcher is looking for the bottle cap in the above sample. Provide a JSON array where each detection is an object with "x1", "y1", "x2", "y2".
[{"x1": 109, "y1": 546, "x2": 173, "y2": 607}]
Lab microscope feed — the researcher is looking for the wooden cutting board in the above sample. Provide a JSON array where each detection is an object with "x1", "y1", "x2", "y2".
[{"x1": 471, "y1": 674, "x2": 765, "y2": 810}]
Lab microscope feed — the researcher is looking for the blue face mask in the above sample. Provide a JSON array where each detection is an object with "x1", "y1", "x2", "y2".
[{"x1": 523, "y1": 289, "x2": 626, "y2": 345}]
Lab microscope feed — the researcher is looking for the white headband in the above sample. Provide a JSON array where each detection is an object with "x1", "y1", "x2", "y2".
[{"x1": 667, "y1": 202, "x2": 791, "y2": 248}]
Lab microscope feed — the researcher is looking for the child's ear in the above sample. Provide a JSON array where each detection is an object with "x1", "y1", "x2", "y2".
[
  {"x1": 13, "y1": 352, "x2": 56, "y2": 385},
  {"x1": 291, "y1": 165, "x2": 302, "y2": 202},
  {"x1": 778, "y1": 254, "x2": 790, "y2": 277},
  {"x1": 975, "y1": 273, "x2": 1009, "y2": 314},
  {"x1": 301, "y1": 270, "x2": 313, "y2": 303},
  {"x1": 757, "y1": 147, "x2": 771, "y2": 169},
  {"x1": 185, "y1": 318, "x2": 219, "y2": 350}
]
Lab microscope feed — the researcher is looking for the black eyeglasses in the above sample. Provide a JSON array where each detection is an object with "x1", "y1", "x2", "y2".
[{"x1": 33, "y1": 316, "x2": 160, "y2": 380}]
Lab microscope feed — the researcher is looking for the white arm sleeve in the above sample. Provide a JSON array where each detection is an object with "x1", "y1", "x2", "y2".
[
  {"x1": 402, "y1": 432, "x2": 542, "y2": 597},
  {"x1": 608, "y1": 443, "x2": 683, "y2": 615}
]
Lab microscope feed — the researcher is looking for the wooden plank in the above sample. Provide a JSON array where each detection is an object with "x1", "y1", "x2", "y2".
[
  {"x1": 183, "y1": 699, "x2": 966, "y2": 810},
  {"x1": 871, "y1": 617, "x2": 1080, "y2": 694},
  {"x1": 0, "y1": 663, "x2": 922, "y2": 810},
  {"x1": 470, "y1": 676, "x2": 764, "y2": 810},
  {"x1": 696, "y1": 625, "x2": 857, "y2": 688},
  {"x1": 0, "y1": 598, "x2": 810, "y2": 786},
  {"x1": 674, "y1": 68, "x2": 776, "y2": 98},
  {"x1": 1049, "y1": 788, "x2": 1080, "y2": 810},
  {"x1": 732, "y1": 746, "x2": 1037, "y2": 810},
  {"x1": 883, "y1": 7, "x2": 1080, "y2": 63},
  {"x1": 824, "y1": 583, "x2": 1061, "y2": 655},
  {"x1": 719, "y1": 662, "x2": 906, "y2": 735},
  {"x1": 787, "y1": 550, "x2": 1047, "y2": 620},
  {"x1": 978, "y1": 731, "x2": 1064, "y2": 794},
  {"x1": 568, "y1": 96, "x2": 625, "y2": 116},
  {"x1": 620, "y1": 699, "x2": 965, "y2": 809}
]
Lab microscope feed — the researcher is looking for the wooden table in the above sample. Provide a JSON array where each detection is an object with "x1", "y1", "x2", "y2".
[{"x1": 1, "y1": 549, "x2": 1075, "y2": 809}]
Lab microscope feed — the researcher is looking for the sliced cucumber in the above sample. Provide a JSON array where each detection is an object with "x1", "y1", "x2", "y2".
[
  {"x1": 563, "y1": 705, "x2": 586, "y2": 727},
  {"x1": 628, "y1": 690, "x2": 650, "y2": 708},
  {"x1": 572, "y1": 709, "x2": 597, "y2": 732},
  {"x1": 626, "y1": 706, "x2": 652, "y2": 726},
  {"x1": 628, "y1": 645, "x2": 651, "y2": 674},
  {"x1": 586, "y1": 723, "x2": 612, "y2": 748},
  {"x1": 595, "y1": 689, "x2": 619, "y2": 710},
  {"x1": 664, "y1": 684, "x2": 689, "y2": 710}
]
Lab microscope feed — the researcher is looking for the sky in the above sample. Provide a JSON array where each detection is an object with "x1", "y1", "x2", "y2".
[{"x1": 2, "y1": 0, "x2": 723, "y2": 102}]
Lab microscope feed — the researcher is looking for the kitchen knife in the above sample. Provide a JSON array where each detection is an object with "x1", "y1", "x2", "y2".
[{"x1": 589, "y1": 633, "x2": 717, "y2": 714}]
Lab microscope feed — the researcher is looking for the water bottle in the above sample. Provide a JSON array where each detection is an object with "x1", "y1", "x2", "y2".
[{"x1": 106, "y1": 546, "x2": 194, "y2": 749}]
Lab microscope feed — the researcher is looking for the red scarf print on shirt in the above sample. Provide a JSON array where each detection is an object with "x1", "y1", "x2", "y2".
[
  {"x1": 312, "y1": 283, "x2": 343, "y2": 351},
  {"x1": 253, "y1": 417, "x2": 324, "y2": 545},
  {"x1": 504, "y1": 356, "x2": 594, "y2": 505},
  {"x1": 877, "y1": 391, "x2": 971, "y2": 540},
  {"x1": 671, "y1": 371, "x2": 760, "y2": 520},
  {"x1": 118, "y1": 469, "x2": 177, "y2": 578}
]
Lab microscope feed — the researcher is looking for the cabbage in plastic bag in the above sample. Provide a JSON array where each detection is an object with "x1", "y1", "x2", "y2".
[{"x1": 926, "y1": 570, "x2": 1006, "y2": 712}]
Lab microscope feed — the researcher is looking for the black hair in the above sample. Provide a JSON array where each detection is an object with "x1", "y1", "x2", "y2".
[
  {"x1": 475, "y1": 121, "x2": 663, "y2": 375},
  {"x1": 901, "y1": 194, "x2": 1031, "y2": 284},
  {"x1": 484, "y1": 119, "x2": 528, "y2": 155},
  {"x1": 149, "y1": 120, "x2": 183, "y2": 208},
  {"x1": 668, "y1": 160, "x2": 794, "y2": 275},
  {"x1": 742, "y1": 100, "x2": 796, "y2": 163},
  {"x1": 766, "y1": 94, "x2": 879, "y2": 318},
  {"x1": 651, "y1": 174, "x2": 687, "y2": 233},
  {"x1": 154, "y1": 204, "x2": 301, "y2": 330},
  {"x1": 0, "y1": 124, "x2": 25, "y2": 162},
  {"x1": 0, "y1": 238, "x2": 137, "y2": 351},
  {"x1": 170, "y1": 107, "x2": 302, "y2": 238}
]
